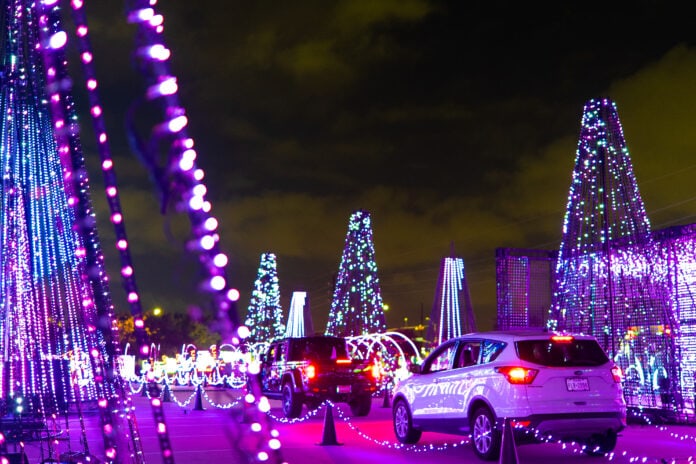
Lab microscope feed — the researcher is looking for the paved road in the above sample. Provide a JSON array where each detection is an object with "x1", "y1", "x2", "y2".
[{"x1": 7, "y1": 389, "x2": 696, "y2": 463}]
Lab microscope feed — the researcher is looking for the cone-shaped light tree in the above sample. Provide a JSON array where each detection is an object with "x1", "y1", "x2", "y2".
[
  {"x1": 326, "y1": 210, "x2": 387, "y2": 337},
  {"x1": 0, "y1": 0, "x2": 118, "y2": 412},
  {"x1": 427, "y1": 246, "x2": 476, "y2": 346},
  {"x1": 285, "y1": 291, "x2": 314, "y2": 338},
  {"x1": 549, "y1": 98, "x2": 679, "y2": 409},
  {"x1": 245, "y1": 252, "x2": 284, "y2": 344}
]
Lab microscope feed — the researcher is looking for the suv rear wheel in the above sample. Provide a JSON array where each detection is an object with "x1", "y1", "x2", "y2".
[
  {"x1": 471, "y1": 406, "x2": 501, "y2": 461},
  {"x1": 282, "y1": 382, "x2": 303, "y2": 418},
  {"x1": 393, "y1": 399, "x2": 422, "y2": 444}
]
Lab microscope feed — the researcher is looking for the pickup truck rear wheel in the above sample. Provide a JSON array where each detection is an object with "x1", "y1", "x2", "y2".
[
  {"x1": 282, "y1": 382, "x2": 303, "y2": 418},
  {"x1": 349, "y1": 393, "x2": 372, "y2": 417},
  {"x1": 583, "y1": 430, "x2": 617, "y2": 456}
]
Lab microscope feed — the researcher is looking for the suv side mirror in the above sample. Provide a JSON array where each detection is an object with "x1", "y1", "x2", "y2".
[{"x1": 409, "y1": 364, "x2": 422, "y2": 374}]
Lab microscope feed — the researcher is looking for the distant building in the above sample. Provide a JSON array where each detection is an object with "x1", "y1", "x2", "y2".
[{"x1": 495, "y1": 248, "x2": 557, "y2": 330}]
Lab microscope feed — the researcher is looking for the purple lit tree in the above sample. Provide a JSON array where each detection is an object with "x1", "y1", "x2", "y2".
[
  {"x1": 427, "y1": 247, "x2": 476, "y2": 346},
  {"x1": 0, "y1": 0, "x2": 116, "y2": 413},
  {"x1": 244, "y1": 253, "x2": 284, "y2": 344},
  {"x1": 549, "y1": 98, "x2": 679, "y2": 410},
  {"x1": 326, "y1": 210, "x2": 387, "y2": 337}
]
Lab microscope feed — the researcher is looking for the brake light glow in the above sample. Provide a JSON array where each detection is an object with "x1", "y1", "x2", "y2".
[
  {"x1": 496, "y1": 366, "x2": 538, "y2": 384},
  {"x1": 336, "y1": 358, "x2": 351, "y2": 364},
  {"x1": 510, "y1": 420, "x2": 531, "y2": 428},
  {"x1": 305, "y1": 364, "x2": 316, "y2": 379},
  {"x1": 371, "y1": 363, "x2": 381, "y2": 379},
  {"x1": 551, "y1": 335, "x2": 574, "y2": 343},
  {"x1": 611, "y1": 365, "x2": 622, "y2": 383}
]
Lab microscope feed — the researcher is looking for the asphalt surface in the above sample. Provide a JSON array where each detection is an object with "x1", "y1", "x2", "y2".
[{"x1": 5, "y1": 388, "x2": 696, "y2": 463}]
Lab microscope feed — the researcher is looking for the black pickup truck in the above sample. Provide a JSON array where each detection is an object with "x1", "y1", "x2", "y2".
[{"x1": 259, "y1": 335, "x2": 379, "y2": 418}]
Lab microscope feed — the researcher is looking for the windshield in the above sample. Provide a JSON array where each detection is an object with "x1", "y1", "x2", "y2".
[{"x1": 516, "y1": 338, "x2": 609, "y2": 367}]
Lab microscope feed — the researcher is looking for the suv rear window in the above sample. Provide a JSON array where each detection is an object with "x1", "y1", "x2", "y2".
[
  {"x1": 516, "y1": 338, "x2": 609, "y2": 367},
  {"x1": 289, "y1": 338, "x2": 349, "y2": 361}
]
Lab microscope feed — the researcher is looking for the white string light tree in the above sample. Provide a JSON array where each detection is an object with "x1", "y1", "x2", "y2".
[
  {"x1": 326, "y1": 210, "x2": 387, "y2": 337},
  {"x1": 244, "y1": 252, "x2": 284, "y2": 344},
  {"x1": 427, "y1": 245, "x2": 476, "y2": 346},
  {"x1": 285, "y1": 291, "x2": 314, "y2": 338}
]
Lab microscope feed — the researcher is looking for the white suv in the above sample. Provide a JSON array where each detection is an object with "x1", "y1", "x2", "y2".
[{"x1": 391, "y1": 330, "x2": 626, "y2": 460}]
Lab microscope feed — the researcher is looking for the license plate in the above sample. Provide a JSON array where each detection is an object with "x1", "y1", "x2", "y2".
[
  {"x1": 566, "y1": 377, "x2": 589, "y2": 391},
  {"x1": 337, "y1": 385, "x2": 351, "y2": 394}
]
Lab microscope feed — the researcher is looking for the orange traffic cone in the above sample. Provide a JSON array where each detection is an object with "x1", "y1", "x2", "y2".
[
  {"x1": 499, "y1": 417, "x2": 519, "y2": 464},
  {"x1": 317, "y1": 403, "x2": 342, "y2": 446}
]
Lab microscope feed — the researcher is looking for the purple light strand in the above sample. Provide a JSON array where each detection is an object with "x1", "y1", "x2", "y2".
[
  {"x1": 33, "y1": 0, "x2": 135, "y2": 461},
  {"x1": 124, "y1": 1, "x2": 282, "y2": 462},
  {"x1": 70, "y1": 1, "x2": 149, "y2": 357},
  {"x1": 68, "y1": 0, "x2": 169, "y2": 461}
]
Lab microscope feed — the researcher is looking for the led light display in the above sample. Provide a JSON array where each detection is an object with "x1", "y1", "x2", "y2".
[
  {"x1": 427, "y1": 255, "x2": 476, "y2": 345},
  {"x1": 326, "y1": 210, "x2": 387, "y2": 337},
  {"x1": 0, "y1": 0, "x2": 110, "y2": 413},
  {"x1": 548, "y1": 98, "x2": 680, "y2": 411},
  {"x1": 244, "y1": 252, "x2": 284, "y2": 344},
  {"x1": 285, "y1": 291, "x2": 313, "y2": 338}
]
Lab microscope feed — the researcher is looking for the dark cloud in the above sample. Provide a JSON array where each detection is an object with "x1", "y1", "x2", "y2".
[{"x1": 79, "y1": 2, "x2": 696, "y2": 333}]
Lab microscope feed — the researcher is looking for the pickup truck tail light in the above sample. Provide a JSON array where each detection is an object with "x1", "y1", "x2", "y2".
[
  {"x1": 495, "y1": 366, "x2": 538, "y2": 385},
  {"x1": 304, "y1": 364, "x2": 317, "y2": 379},
  {"x1": 370, "y1": 363, "x2": 381, "y2": 380}
]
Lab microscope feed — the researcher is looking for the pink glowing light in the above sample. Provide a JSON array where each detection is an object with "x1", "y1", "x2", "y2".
[
  {"x1": 210, "y1": 275, "x2": 226, "y2": 290},
  {"x1": 213, "y1": 253, "x2": 228, "y2": 267},
  {"x1": 228, "y1": 288, "x2": 241, "y2": 302},
  {"x1": 167, "y1": 115, "x2": 187, "y2": 132},
  {"x1": 48, "y1": 31, "x2": 67, "y2": 49}
]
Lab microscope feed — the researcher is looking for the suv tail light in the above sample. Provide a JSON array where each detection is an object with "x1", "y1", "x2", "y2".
[
  {"x1": 496, "y1": 366, "x2": 539, "y2": 385},
  {"x1": 611, "y1": 365, "x2": 622, "y2": 383}
]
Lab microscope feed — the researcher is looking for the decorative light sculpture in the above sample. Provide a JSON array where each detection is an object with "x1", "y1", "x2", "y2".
[
  {"x1": 0, "y1": 0, "x2": 148, "y2": 460},
  {"x1": 549, "y1": 98, "x2": 680, "y2": 411},
  {"x1": 326, "y1": 210, "x2": 387, "y2": 337},
  {"x1": 0, "y1": 0, "x2": 104, "y2": 414},
  {"x1": 285, "y1": 291, "x2": 313, "y2": 338},
  {"x1": 653, "y1": 224, "x2": 696, "y2": 412},
  {"x1": 427, "y1": 249, "x2": 476, "y2": 346},
  {"x1": 244, "y1": 252, "x2": 284, "y2": 344}
]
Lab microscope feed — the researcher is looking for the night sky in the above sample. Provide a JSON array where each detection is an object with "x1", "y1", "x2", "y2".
[{"x1": 77, "y1": 1, "x2": 696, "y2": 334}]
